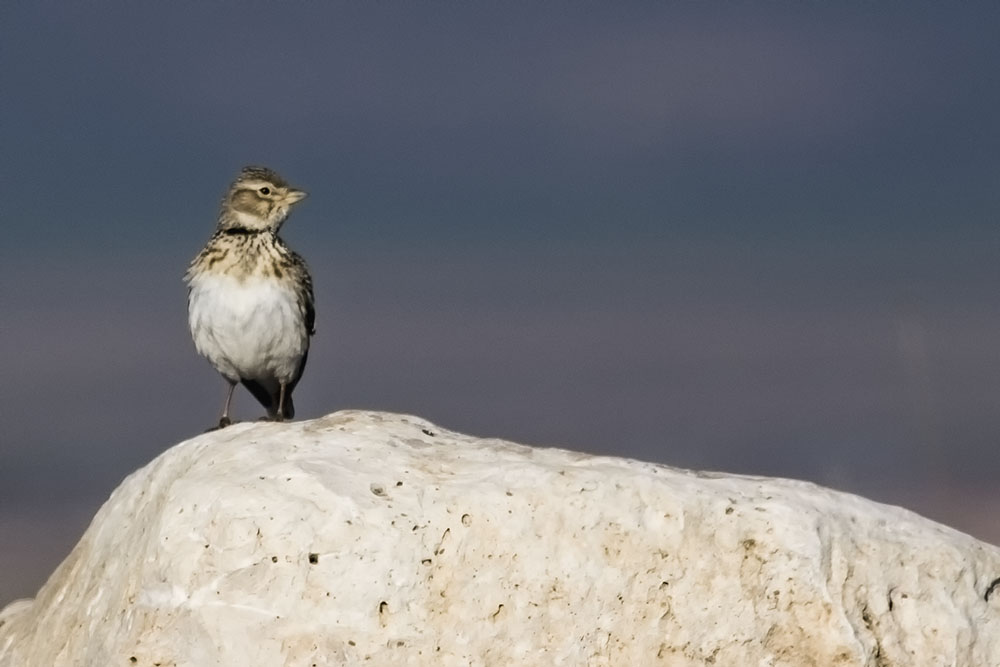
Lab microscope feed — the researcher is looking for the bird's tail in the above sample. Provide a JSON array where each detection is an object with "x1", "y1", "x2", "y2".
[{"x1": 241, "y1": 378, "x2": 294, "y2": 420}]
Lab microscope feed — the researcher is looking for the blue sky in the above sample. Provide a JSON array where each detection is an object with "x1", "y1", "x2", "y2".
[{"x1": 2, "y1": 2, "x2": 1000, "y2": 604}]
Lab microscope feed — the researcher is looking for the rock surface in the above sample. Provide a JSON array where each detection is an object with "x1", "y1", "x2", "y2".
[{"x1": 1, "y1": 410, "x2": 998, "y2": 666}]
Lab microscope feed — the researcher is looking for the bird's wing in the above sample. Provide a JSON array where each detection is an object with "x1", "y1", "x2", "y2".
[
  {"x1": 293, "y1": 251, "x2": 316, "y2": 336},
  {"x1": 305, "y1": 299, "x2": 316, "y2": 337}
]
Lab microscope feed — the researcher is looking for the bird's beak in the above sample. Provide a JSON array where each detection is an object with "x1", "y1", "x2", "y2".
[{"x1": 285, "y1": 189, "x2": 308, "y2": 205}]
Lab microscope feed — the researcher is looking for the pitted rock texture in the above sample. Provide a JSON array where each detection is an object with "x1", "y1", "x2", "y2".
[{"x1": 1, "y1": 410, "x2": 998, "y2": 666}]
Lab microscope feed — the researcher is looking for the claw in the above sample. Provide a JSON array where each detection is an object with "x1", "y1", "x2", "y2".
[{"x1": 204, "y1": 416, "x2": 232, "y2": 433}]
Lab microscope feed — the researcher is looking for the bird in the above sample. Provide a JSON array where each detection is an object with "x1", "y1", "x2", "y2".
[{"x1": 185, "y1": 166, "x2": 315, "y2": 429}]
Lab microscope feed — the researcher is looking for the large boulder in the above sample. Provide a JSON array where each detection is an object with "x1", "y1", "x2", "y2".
[{"x1": 1, "y1": 411, "x2": 998, "y2": 666}]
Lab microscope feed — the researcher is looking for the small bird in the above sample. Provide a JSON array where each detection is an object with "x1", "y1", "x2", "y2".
[{"x1": 185, "y1": 166, "x2": 314, "y2": 429}]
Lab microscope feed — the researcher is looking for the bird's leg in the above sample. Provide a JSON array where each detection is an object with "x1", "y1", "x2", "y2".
[
  {"x1": 218, "y1": 380, "x2": 237, "y2": 428},
  {"x1": 275, "y1": 382, "x2": 288, "y2": 422}
]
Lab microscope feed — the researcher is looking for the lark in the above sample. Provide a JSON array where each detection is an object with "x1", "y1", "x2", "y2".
[{"x1": 185, "y1": 166, "x2": 314, "y2": 429}]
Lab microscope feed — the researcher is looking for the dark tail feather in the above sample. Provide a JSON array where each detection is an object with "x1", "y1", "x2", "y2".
[
  {"x1": 241, "y1": 347, "x2": 307, "y2": 421},
  {"x1": 241, "y1": 378, "x2": 294, "y2": 419}
]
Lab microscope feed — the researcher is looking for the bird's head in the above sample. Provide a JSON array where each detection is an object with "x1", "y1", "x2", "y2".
[{"x1": 218, "y1": 166, "x2": 307, "y2": 232}]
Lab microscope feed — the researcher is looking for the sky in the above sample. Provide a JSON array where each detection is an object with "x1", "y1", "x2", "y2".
[{"x1": 2, "y1": 2, "x2": 1000, "y2": 605}]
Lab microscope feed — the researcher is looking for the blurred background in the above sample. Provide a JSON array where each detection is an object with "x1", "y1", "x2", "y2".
[{"x1": 2, "y1": 3, "x2": 999, "y2": 605}]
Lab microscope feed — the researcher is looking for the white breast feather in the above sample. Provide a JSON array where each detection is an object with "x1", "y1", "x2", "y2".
[{"x1": 188, "y1": 273, "x2": 308, "y2": 383}]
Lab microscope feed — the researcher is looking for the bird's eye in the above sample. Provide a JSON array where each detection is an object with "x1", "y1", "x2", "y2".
[{"x1": 259, "y1": 187, "x2": 271, "y2": 195}]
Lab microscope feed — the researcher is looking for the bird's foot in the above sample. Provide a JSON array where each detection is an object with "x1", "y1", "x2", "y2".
[
  {"x1": 257, "y1": 414, "x2": 285, "y2": 423},
  {"x1": 204, "y1": 416, "x2": 233, "y2": 432}
]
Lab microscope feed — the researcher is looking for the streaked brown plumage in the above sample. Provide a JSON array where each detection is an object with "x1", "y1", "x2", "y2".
[{"x1": 185, "y1": 166, "x2": 314, "y2": 428}]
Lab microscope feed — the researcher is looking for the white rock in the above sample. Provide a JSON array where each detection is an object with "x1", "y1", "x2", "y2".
[{"x1": 1, "y1": 411, "x2": 998, "y2": 666}]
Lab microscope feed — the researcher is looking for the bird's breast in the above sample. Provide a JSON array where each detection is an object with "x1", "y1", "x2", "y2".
[{"x1": 188, "y1": 272, "x2": 308, "y2": 382}]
